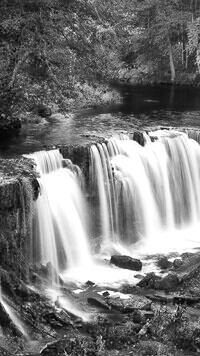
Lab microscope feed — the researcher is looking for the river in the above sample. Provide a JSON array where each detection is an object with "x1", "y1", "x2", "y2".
[{"x1": 1, "y1": 84, "x2": 200, "y2": 157}]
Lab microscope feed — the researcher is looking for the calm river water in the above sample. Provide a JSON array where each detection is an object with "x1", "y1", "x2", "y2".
[{"x1": 1, "y1": 84, "x2": 200, "y2": 157}]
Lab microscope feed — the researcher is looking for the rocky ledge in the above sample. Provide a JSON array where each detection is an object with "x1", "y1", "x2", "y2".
[{"x1": 0, "y1": 251, "x2": 200, "y2": 355}]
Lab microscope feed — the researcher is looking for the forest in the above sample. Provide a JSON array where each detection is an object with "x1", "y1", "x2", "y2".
[{"x1": 0, "y1": 0, "x2": 200, "y2": 117}]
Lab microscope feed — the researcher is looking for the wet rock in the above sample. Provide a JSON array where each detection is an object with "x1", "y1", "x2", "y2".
[
  {"x1": 159, "y1": 273, "x2": 180, "y2": 291},
  {"x1": 145, "y1": 293, "x2": 173, "y2": 304},
  {"x1": 42, "y1": 308, "x2": 72, "y2": 328},
  {"x1": 181, "y1": 252, "x2": 194, "y2": 260},
  {"x1": 123, "y1": 295, "x2": 151, "y2": 313},
  {"x1": 85, "y1": 280, "x2": 95, "y2": 287},
  {"x1": 36, "y1": 262, "x2": 64, "y2": 286},
  {"x1": 157, "y1": 256, "x2": 172, "y2": 269},
  {"x1": 173, "y1": 258, "x2": 183, "y2": 269},
  {"x1": 0, "y1": 300, "x2": 23, "y2": 336},
  {"x1": 14, "y1": 281, "x2": 31, "y2": 300},
  {"x1": 102, "y1": 291, "x2": 110, "y2": 297},
  {"x1": 173, "y1": 295, "x2": 200, "y2": 305},
  {"x1": 110, "y1": 255, "x2": 142, "y2": 271},
  {"x1": 120, "y1": 284, "x2": 140, "y2": 294},
  {"x1": 134, "y1": 274, "x2": 144, "y2": 280},
  {"x1": 133, "y1": 131, "x2": 145, "y2": 146},
  {"x1": 87, "y1": 292, "x2": 110, "y2": 310},
  {"x1": 108, "y1": 297, "x2": 124, "y2": 311},
  {"x1": 137, "y1": 272, "x2": 161, "y2": 289},
  {"x1": 108, "y1": 294, "x2": 151, "y2": 313}
]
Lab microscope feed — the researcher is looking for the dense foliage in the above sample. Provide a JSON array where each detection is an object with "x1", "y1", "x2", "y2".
[{"x1": 0, "y1": 0, "x2": 200, "y2": 115}]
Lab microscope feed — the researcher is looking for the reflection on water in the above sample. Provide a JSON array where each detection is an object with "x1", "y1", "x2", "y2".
[{"x1": 1, "y1": 85, "x2": 200, "y2": 157}]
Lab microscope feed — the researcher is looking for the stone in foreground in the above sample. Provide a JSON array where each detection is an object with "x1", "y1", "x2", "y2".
[{"x1": 110, "y1": 255, "x2": 142, "y2": 271}]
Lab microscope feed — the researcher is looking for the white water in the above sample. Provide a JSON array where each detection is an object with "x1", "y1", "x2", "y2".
[
  {"x1": 31, "y1": 149, "x2": 92, "y2": 285},
  {"x1": 0, "y1": 296, "x2": 28, "y2": 338},
  {"x1": 91, "y1": 130, "x2": 200, "y2": 257},
  {"x1": 28, "y1": 132, "x2": 200, "y2": 294}
]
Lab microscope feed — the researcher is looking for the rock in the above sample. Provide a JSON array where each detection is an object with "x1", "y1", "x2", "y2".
[
  {"x1": 110, "y1": 255, "x2": 142, "y2": 271},
  {"x1": 134, "y1": 274, "x2": 144, "y2": 280},
  {"x1": 108, "y1": 297, "x2": 124, "y2": 311},
  {"x1": 120, "y1": 284, "x2": 139, "y2": 294},
  {"x1": 140, "y1": 310, "x2": 154, "y2": 321},
  {"x1": 157, "y1": 256, "x2": 172, "y2": 269},
  {"x1": 134, "y1": 310, "x2": 154, "y2": 325},
  {"x1": 87, "y1": 292, "x2": 110, "y2": 310},
  {"x1": 173, "y1": 295, "x2": 200, "y2": 305},
  {"x1": 46, "y1": 262, "x2": 64, "y2": 285},
  {"x1": 181, "y1": 252, "x2": 194, "y2": 260},
  {"x1": 137, "y1": 273, "x2": 161, "y2": 289},
  {"x1": 102, "y1": 291, "x2": 110, "y2": 297},
  {"x1": 14, "y1": 281, "x2": 31, "y2": 300},
  {"x1": 159, "y1": 273, "x2": 180, "y2": 291},
  {"x1": 173, "y1": 258, "x2": 183, "y2": 269},
  {"x1": 0, "y1": 300, "x2": 23, "y2": 336},
  {"x1": 122, "y1": 295, "x2": 152, "y2": 313},
  {"x1": 85, "y1": 280, "x2": 95, "y2": 287},
  {"x1": 108, "y1": 294, "x2": 151, "y2": 313},
  {"x1": 133, "y1": 131, "x2": 145, "y2": 146},
  {"x1": 130, "y1": 310, "x2": 142, "y2": 323},
  {"x1": 145, "y1": 293, "x2": 173, "y2": 304}
]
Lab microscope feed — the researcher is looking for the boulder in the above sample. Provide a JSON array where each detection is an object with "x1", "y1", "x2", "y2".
[
  {"x1": 137, "y1": 272, "x2": 161, "y2": 289},
  {"x1": 159, "y1": 273, "x2": 180, "y2": 291},
  {"x1": 87, "y1": 292, "x2": 110, "y2": 310},
  {"x1": 85, "y1": 280, "x2": 95, "y2": 287},
  {"x1": 156, "y1": 256, "x2": 172, "y2": 269},
  {"x1": 108, "y1": 294, "x2": 151, "y2": 313},
  {"x1": 110, "y1": 255, "x2": 142, "y2": 271},
  {"x1": 173, "y1": 258, "x2": 183, "y2": 269}
]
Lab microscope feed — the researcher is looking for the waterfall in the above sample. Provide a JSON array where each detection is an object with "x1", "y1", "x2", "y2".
[
  {"x1": 29, "y1": 149, "x2": 92, "y2": 285},
  {"x1": 90, "y1": 131, "x2": 200, "y2": 255},
  {"x1": 27, "y1": 131, "x2": 200, "y2": 287}
]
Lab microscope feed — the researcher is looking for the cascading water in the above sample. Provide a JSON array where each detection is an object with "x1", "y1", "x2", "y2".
[
  {"x1": 27, "y1": 131, "x2": 200, "y2": 290},
  {"x1": 29, "y1": 149, "x2": 92, "y2": 285},
  {"x1": 90, "y1": 130, "x2": 200, "y2": 256}
]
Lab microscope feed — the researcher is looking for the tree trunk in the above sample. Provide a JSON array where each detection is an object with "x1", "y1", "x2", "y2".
[
  {"x1": 8, "y1": 51, "x2": 29, "y2": 88},
  {"x1": 196, "y1": 47, "x2": 200, "y2": 74},
  {"x1": 168, "y1": 40, "x2": 176, "y2": 83}
]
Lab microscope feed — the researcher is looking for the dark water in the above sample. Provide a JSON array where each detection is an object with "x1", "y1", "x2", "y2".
[{"x1": 1, "y1": 84, "x2": 200, "y2": 157}]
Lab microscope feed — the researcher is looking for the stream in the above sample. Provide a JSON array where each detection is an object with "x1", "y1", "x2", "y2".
[{"x1": 0, "y1": 84, "x2": 200, "y2": 157}]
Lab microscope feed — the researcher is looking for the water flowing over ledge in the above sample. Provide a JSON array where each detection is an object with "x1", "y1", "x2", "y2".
[
  {"x1": 14, "y1": 128, "x2": 200, "y2": 290},
  {"x1": 1, "y1": 127, "x2": 200, "y2": 354}
]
